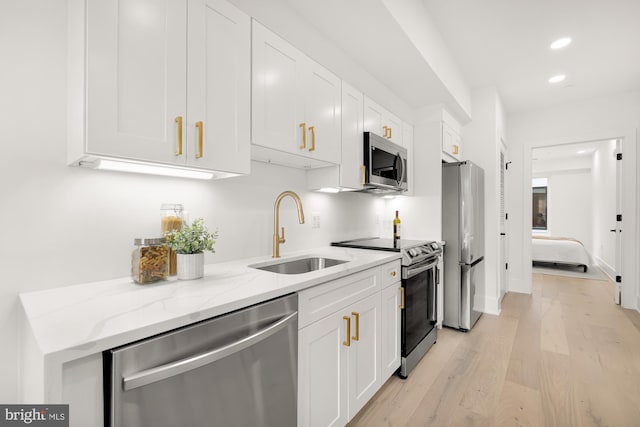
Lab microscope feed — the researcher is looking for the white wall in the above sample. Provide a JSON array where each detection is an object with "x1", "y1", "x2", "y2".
[
  {"x1": 545, "y1": 172, "x2": 593, "y2": 253},
  {"x1": 460, "y1": 86, "x2": 506, "y2": 315},
  {"x1": 0, "y1": 0, "x2": 412, "y2": 403},
  {"x1": 592, "y1": 140, "x2": 618, "y2": 276},
  {"x1": 507, "y1": 90, "x2": 639, "y2": 310}
]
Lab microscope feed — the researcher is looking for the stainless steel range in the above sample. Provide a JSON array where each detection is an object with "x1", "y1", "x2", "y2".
[{"x1": 331, "y1": 238, "x2": 442, "y2": 378}]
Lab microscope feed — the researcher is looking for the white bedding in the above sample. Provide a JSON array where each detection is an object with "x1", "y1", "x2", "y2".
[{"x1": 531, "y1": 237, "x2": 591, "y2": 267}]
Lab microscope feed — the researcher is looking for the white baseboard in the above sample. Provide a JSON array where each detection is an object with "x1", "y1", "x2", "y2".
[
  {"x1": 595, "y1": 256, "x2": 616, "y2": 281},
  {"x1": 483, "y1": 295, "x2": 501, "y2": 316}
]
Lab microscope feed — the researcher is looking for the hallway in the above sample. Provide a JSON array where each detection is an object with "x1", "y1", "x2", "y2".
[{"x1": 349, "y1": 273, "x2": 640, "y2": 426}]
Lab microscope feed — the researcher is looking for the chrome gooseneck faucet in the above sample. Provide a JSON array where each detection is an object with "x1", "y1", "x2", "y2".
[{"x1": 273, "y1": 191, "x2": 305, "y2": 258}]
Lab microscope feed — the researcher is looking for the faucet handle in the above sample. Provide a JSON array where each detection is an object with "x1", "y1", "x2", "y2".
[{"x1": 280, "y1": 227, "x2": 286, "y2": 244}]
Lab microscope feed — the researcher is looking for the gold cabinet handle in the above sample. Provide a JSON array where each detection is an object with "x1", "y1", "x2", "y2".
[
  {"x1": 343, "y1": 316, "x2": 351, "y2": 347},
  {"x1": 361, "y1": 165, "x2": 366, "y2": 186},
  {"x1": 196, "y1": 121, "x2": 203, "y2": 159},
  {"x1": 383, "y1": 125, "x2": 389, "y2": 138},
  {"x1": 351, "y1": 312, "x2": 360, "y2": 341},
  {"x1": 388, "y1": 127, "x2": 392, "y2": 139},
  {"x1": 453, "y1": 144, "x2": 459, "y2": 155},
  {"x1": 175, "y1": 116, "x2": 183, "y2": 156},
  {"x1": 299, "y1": 122, "x2": 307, "y2": 149},
  {"x1": 400, "y1": 287, "x2": 405, "y2": 309},
  {"x1": 308, "y1": 125, "x2": 315, "y2": 152},
  {"x1": 391, "y1": 270, "x2": 397, "y2": 277}
]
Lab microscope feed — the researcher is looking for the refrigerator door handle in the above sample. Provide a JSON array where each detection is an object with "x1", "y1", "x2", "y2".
[{"x1": 459, "y1": 257, "x2": 484, "y2": 268}]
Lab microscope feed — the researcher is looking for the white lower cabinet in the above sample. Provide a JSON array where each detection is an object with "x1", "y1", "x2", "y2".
[
  {"x1": 380, "y1": 282, "x2": 401, "y2": 378},
  {"x1": 298, "y1": 261, "x2": 401, "y2": 426}
]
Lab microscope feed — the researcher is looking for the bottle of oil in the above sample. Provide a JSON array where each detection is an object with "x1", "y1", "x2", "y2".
[{"x1": 393, "y1": 210, "x2": 401, "y2": 246}]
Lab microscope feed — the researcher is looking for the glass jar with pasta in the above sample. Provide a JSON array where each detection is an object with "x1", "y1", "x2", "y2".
[
  {"x1": 131, "y1": 238, "x2": 169, "y2": 284},
  {"x1": 160, "y1": 203, "x2": 184, "y2": 276}
]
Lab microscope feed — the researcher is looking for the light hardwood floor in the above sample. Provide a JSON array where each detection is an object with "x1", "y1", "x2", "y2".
[{"x1": 348, "y1": 273, "x2": 640, "y2": 426}]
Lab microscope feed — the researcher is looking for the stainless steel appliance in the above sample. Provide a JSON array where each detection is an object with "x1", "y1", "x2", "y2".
[
  {"x1": 331, "y1": 238, "x2": 442, "y2": 378},
  {"x1": 362, "y1": 132, "x2": 408, "y2": 193},
  {"x1": 106, "y1": 293, "x2": 298, "y2": 427},
  {"x1": 442, "y1": 161, "x2": 485, "y2": 331}
]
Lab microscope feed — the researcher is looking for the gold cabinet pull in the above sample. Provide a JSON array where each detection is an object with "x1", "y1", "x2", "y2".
[
  {"x1": 299, "y1": 122, "x2": 307, "y2": 149},
  {"x1": 196, "y1": 121, "x2": 203, "y2": 159},
  {"x1": 175, "y1": 116, "x2": 183, "y2": 156},
  {"x1": 351, "y1": 312, "x2": 360, "y2": 341},
  {"x1": 308, "y1": 125, "x2": 316, "y2": 152},
  {"x1": 453, "y1": 144, "x2": 459, "y2": 155},
  {"x1": 388, "y1": 127, "x2": 392, "y2": 139},
  {"x1": 383, "y1": 125, "x2": 389, "y2": 138},
  {"x1": 391, "y1": 271, "x2": 396, "y2": 277},
  {"x1": 361, "y1": 165, "x2": 366, "y2": 186},
  {"x1": 343, "y1": 316, "x2": 351, "y2": 347},
  {"x1": 400, "y1": 287, "x2": 405, "y2": 309}
]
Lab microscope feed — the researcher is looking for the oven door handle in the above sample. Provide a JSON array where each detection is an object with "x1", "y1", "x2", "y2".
[{"x1": 404, "y1": 258, "x2": 439, "y2": 279}]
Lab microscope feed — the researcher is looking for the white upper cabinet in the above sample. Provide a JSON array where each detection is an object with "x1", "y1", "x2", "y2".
[
  {"x1": 68, "y1": 0, "x2": 250, "y2": 175},
  {"x1": 339, "y1": 81, "x2": 365, "y2": 190},
  {"x1": 186, "y1": 0, "x2": 251, "y2": 173},
  {"x1": 442, "y1": 121, "x2": 462, "y2": 161},
  {"x1": 363, "y1": 96, "x2": 403, "y2": 146},
  {"x1": 252, "y1": 21, "x2": 341, "y2": 166}
]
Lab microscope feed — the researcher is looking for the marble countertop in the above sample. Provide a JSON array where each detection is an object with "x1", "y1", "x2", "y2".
[{"x1": 20, "y1": 246, "x2": 400, "y2": 365}]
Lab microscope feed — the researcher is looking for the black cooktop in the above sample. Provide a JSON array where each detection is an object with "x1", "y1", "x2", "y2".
[{"x1": 331, "y1": 237, "x2": 431, "y2": 252}]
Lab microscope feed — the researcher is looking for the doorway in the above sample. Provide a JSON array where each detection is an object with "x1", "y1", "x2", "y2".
[{"x1": 522, "y1": 129, "x2": 637, "y2": 309}]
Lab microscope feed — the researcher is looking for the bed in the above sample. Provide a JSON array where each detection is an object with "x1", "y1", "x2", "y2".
[{"x1": 531, "y1": 236, "x2": 591, "y2": 272}]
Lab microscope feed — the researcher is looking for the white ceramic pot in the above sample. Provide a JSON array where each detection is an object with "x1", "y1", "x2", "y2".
[{"x1": 177, "y1": 253, "x2": 204, "y2": 280}]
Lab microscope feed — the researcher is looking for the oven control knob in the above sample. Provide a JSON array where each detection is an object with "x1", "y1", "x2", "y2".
[{"x1": 409, "y1": 248, "x2": 419, "y2": 257}]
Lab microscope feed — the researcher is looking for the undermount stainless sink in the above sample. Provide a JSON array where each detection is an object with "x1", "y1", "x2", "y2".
[{"x1": 250, "y1": 256, "x2": 348, "y2": 275}]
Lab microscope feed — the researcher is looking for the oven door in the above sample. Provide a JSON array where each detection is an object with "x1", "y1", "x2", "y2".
[{"x1": 401, "y1": 257, "x2": 438, "y2": 357}]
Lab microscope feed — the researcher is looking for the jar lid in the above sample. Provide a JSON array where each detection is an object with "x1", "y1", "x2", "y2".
[
  {"x1": 160, "y1": 203, "x2": 184, "y2": 212},
  {"x1": 133, "y1": 237, "x2": 166, "y2": 246}
]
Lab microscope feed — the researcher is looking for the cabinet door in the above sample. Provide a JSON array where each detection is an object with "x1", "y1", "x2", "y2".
[
  {"x1": 348, "y1": 293, "x2": 382, "y2": 419},
  {"x1": 442, "y1": 122, "x2": 461, "y2": 160},
  {"x1": 86, "y1": 0, "x2": 187, "y2": 164},
  {"x1": 303, "y1": 62, "x2": 341, "y2": 164},
  {"x1": 385, "y1": 113, "x2": 403, "y2": 146},
  {"x1": 380, "y1": 282, "x2": 401, "y2": 379},
  {"x1": 363, "y1": 96, "x2": 385, "y2": 136},
  {"x1": 252, "y1": 21, "x2": 304, "y2": 154},
  {"x1": 340, "y1": 82, "x2": 364, "y2": 189},
  {"x1": 186, "y1": 0, "x2": 250, "y2": 173},
  {"x1": 298, "y1": 313, "x2": 349, "y2": 427}
]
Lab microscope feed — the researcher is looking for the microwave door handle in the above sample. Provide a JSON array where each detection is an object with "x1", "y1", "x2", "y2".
[{"x1": 396, "y1": 152, "x2": 406, "y2": 186}]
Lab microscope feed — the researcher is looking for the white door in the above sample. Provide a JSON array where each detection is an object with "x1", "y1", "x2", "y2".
[
  {"x1": 251, "y1": 21, "x2": 303, "y2": 154},
  {"x1": 186, "y1": 0, "x2": 250, "y2": 173},
  {"x1": 348, "y1": 293, "x2": 382, "y2": 419},
  {"x1": 303, "y1": 62, "x2": 341, "y2": 164},
  {"x1": 615, "y1": 139, "x2": 623, "y2": 304},
  {"x1": 499, "y1": 144, "x2": 509, "y2": 300},
  {"x1": 298, "y1": 312, "x2": 348, "y2": 427},
  {"x1": 86, "y1": 0, "x2": 187, "y2": 164},
  {"x1": 380, "y1": 283, "x2": 401, "y2": 379}
]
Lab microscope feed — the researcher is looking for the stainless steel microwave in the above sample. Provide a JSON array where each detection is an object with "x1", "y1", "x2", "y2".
[{"x1": 363, "y1": 132, "x2": 408, "y2": 193}]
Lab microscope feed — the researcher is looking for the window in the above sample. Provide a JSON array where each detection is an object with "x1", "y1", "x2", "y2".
[{"x1": 532, "y1": 182, "x2": 547, "y2": 230}]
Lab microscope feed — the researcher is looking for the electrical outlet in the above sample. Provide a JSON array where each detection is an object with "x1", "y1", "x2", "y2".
[{"x1": 312, "y1": 212, "x2": 321, "y2": 229}]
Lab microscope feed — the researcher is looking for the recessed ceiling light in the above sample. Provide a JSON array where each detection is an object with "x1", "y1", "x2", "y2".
[
  {"x1": 548, "y1": 74, "x2": 566, "y2": 83},
  {"x1": 550, "y1": 37, "x2": 572, "y2": 50},
  {"x1": 577, "y1": 150, "x2": 586, "y2": 154}
]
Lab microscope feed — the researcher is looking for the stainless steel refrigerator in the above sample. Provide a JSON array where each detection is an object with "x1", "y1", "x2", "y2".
[{"x1": 442, "y1": 161, "x2": 485, "y2": 331}]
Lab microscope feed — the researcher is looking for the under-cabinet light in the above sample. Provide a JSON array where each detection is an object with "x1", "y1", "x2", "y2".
[
  {"x1": 94, "y1": 159, "x2": 215, "y2": 180},
  {"x1": 318, "y1": 187, "x2": 341, "y2": 193}
]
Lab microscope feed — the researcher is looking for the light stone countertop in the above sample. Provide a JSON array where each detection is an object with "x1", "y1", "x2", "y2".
[{"x1": 20, "y1": 246, "x2": 400, "y2": 369}]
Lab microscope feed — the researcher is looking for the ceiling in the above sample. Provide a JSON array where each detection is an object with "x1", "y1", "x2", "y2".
[
  {"x1": 532, "y1": 140, "x2": 614, "y2": 162},
  {"x1": 423, "y1": 0, "x2": 640, "y2": 113}
]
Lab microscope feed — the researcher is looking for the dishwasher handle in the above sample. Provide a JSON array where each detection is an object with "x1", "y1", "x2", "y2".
[{"x1": 122, "y1": 311, "x2": 298, "y2": 391}]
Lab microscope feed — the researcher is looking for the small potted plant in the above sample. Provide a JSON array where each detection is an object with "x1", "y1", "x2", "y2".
[{"x1": 164, "y1": 218, "x2": 218, "y2": 280}]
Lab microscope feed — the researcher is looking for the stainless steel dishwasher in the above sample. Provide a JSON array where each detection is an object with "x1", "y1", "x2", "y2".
[{"x1": 106, "y1": 293, "x2": 297, "y2": 427}]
